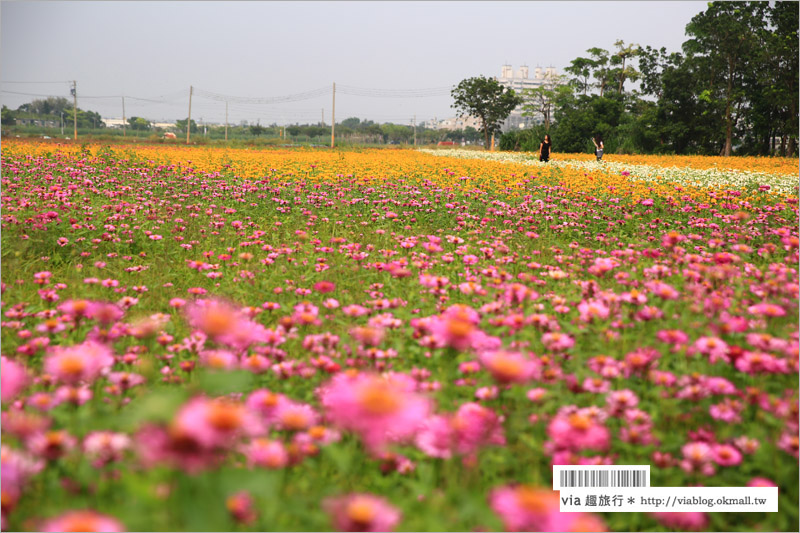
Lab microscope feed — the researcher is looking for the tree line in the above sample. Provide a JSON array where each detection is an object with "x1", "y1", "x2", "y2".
[{"x1": 458, "y1": 2, "x2": 798, "y2": 156}]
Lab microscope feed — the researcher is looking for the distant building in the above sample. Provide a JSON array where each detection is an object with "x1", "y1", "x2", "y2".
[
  {"x1": 495, "y1": 64, "x2": 560, "y2": 132},
  {"x1": 423, "y1": 115, "x2": 482, "y2": 131},
  {"x1": 103, "y1": 118, "x2": 127, "y2": 128}
]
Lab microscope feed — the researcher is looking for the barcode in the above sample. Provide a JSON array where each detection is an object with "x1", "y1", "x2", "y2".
[{"x1": 559, "y1": 469, "x2": 648, "y2": 488}]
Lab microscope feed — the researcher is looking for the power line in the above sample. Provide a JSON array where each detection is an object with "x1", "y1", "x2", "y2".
[
  {"x1": 194, "y1": 86, "x2": 331, "y2": 105},
  {"x1": 0, "y1": 81, "x2": 71, "y2": 84}
]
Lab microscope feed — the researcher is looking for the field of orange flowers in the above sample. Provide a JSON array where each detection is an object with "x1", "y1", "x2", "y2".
[{"x1": 1, "y1": 140, "x2": 798, "y2": 532}]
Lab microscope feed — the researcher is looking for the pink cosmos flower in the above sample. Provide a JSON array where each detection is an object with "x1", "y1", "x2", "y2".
[
  {"x1": 86, "y1": 302, "x2": 124, "y2": 324},
  {"x1": 577, "y1": 300, "x2": 609, "y2": 322},
  {"x1": 172, "y1": 397, "x2": 264, "y2": 449},
  {"x1": 451, "y1": 402, "x2": 506, "y2": 456},
  {"x1": 747, "y1": 303, "x2": 786, "y2": 317},
  {"x1": 319, "y1": 372, "x2": 430, "y2": 453},
  {"x1": 747, "y1": 477, "x2": 777, "y2": 487},
  {"x1": 547, "y1": 411, "x2": 610, "y2": 452},
  {"x1": 83, "y1": 431, "x2": 131, "y2": 467},
  {"x1": 1, "y1": 356, "x2": 28, "y2": 402},
  {"x1": 324, "y1": 493, "x2": 402, "y2": 532},
  {"x1": 198, "y1": 349, "x2": 239, "y2": 370},
  {"x1": 479, "y1": 350, "x2": 539, "y2": 384},
  {"x1": 313, "y1": 281, "x2": 336, "y2": 293},
  {"x1": 712, "y1": 443, "x2": 742, "y2": 466},
  {"x1": 185, "y1": 298, "x2": 267, "y2": 350},
  {"x1": 680, "y1": 441, "x2": 715, "y2": 474},
  {"x1": 40, "y1": 510, "x2": 125, "y2": 532},
  {"x1": 274, "y1": 401, "x2": 319, "y2": 431},
  {"x1": 541, "y1": 332, "x2": 575, "y2": 352},
  {"x1": 27, "y1": 430, "x2": 78, "y2": 461},
  {"x1": 241, "y1": 438, "x2": 289, "y2": 469},
  {"x1": 651, "y1": 512, "x2": 708, "y2": 531},
  {"x1": 605, "y1": 389, "x2": 639, "y2": 416},
  {"x1": 489, "y1": 485, "x2": 605, "y2": 532},
  {"x1": 43, "y1": 341, "x2": 115, "y2": 385},
  {"x1": 415, "y1": 415, "x2": 455, "y2": 459},
  {"x1": 226, "y1": 490, "x2": 258, "y2": 525}
]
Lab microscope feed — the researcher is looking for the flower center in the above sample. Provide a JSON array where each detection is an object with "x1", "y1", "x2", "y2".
[
  {"x1": 568, "y1": 413, "x2": 592, "y2": 431},
  {"x1": 357, "y1": 382, "x2": 401, "y2": 415},
  {"x1": 346, "y1": 498, "x2": 376, "y2": 525},
  {"x1": 206, "y1": 402, "x2": 243, "y2": 431},
  {"x1": 58, "y1": 354, "x2": 85, "y2": 377}
]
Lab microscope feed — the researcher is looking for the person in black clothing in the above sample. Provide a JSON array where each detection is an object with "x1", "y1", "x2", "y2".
[
  {"x1": 539, "y1": 134, "x2": 552, "y2": 162},
  {"x1": 592, "y1": 135, "x2": 604, "y2": 161}
]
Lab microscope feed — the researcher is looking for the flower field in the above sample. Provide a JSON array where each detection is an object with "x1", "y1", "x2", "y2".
[{"x1": 1, "y1": 140, "x2": 798, "y2": 532}]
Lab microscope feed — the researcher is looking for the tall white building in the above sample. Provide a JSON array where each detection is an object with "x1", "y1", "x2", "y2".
[{"x1": 496, "y1": 64, "x2": 559, "y2": 131}]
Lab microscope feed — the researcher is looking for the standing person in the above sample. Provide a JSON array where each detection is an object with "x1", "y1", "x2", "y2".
[
  {"x1": 592, "y1": 135, "x2": 604, "y2": 161},
  {"x1": 539, "y1": 134, "x2": 552, "y2": 162}
]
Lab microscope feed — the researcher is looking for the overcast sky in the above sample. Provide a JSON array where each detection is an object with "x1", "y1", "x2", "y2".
[{"x1": 1, "y1": 1, "x2": 708, "y2": 126}]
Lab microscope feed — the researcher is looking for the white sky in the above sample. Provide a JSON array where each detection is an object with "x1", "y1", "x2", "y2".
[{"x1": 1, "y1": 1, "x2": 708, "y2": 125}]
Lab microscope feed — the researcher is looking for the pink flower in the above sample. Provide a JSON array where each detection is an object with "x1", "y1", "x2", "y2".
[
  {"x1": 274, "y1": 401, "x2": 319, "y2": 431},
  {"x1": 680, "y1": 441, "x2": 714, "y2": 473},
  {"x1": 40, "y1": 510, "x2": 125, "y2": 532},
  {"x1": 319, "y1": 372, "x2": 430, "y2": 453},
  {"x1": 324, "y1": 493, "x2": 402, "y2": 532},
  {"x1": 1, "y1": 356, "x2": 28, "y2": 402},
  {"x1": 547, "y1": 411, "x2": 610, "y2": 452},
  {"x1": 747, "y1": 303, "x2": 786, "y2": 317},
  {"x1": 172, "y1": 397, "x2": 264, "y2": 449},
  {"x1": 541, "y1": 332, "x2": 575, "y2": 352},
  {"x1": 241, "y1": 438, "x2": 289, "y2": 469},
  {"x1": 479, "y1": 350, "x2": 538, "y2": 384},
  {"x1": 747, "y1": 477, "x2": 777, "y2": 487},
  {"x1": 313, "y1": 281, "x2": 336, "y2": 293},
  {"x1": 83, "y1": 431, "x2": 131, "y2": 467},
  {"x1": 712, "y1": 443, "x2": 742, "y2": 466},
  {"x1": 43, "y1": 341, "x2": 115, "y2": 385},
  {"x1": 489, "y1": 485, "x2": 605, "y2": 532},
  {"x1": 651, "y1": 512, "x2": 708, "y2": 531},
  {"x1": 578, "y1": 300, "x2": 609, "y2": 322},
  {"x1": 185, "y1": 298, "x2": 267, "y2": 350},
  {"x1": 451, "y1": 402, "x2": 505, "y2": 456},
  {"x1": 415, "y1": 415, "x2": 455, "y2": 459},
  {"x1": 86, "y1": 301, "x2": 124, "y2": 324},
  {"x1": 198, "y1": 349, "x2": 239, "y2": 370},
  {"x1": 226, "y1": 491, "x2": 258, "y2": 525}
]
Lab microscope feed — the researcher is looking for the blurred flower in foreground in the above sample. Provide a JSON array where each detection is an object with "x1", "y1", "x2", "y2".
[
  {"x1": 324, "y1": 493, "x2": 401, "y2": 532},
  {"x1": 40, "y1": 510, "x2": 125, "y2": 532}
]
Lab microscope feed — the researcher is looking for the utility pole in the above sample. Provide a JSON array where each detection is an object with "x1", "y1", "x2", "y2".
[
  {"x1": 121, "y1": 96, "x2": 126, "y2": 138},
  {"x1": 186, "y1": 85, "x2": 193, "y2": 145},
  {"x1": 413, "y1": 115, "x2": 417, "y2": 146},
  {"x1": 225, "y1": 101, "x2": 228, "y2": 142},
  {"x1": 60, "y1": 112, "x2": 64, "y2": 136},
  {"x1": 330, "y1": 82, "x2": 335, "y2": 148},
  {"x1": 321, "y1": 108, "x2": 324, "y2": 127},
  {"x1": 71, "y1": 81, "x2": 77, "y2": 140}
]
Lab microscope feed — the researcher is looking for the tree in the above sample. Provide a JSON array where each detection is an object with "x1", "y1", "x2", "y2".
[
  {"x1": 63, "y1": 107, "x2": 104, "y2": 129},
  {"x1": 249, "y1": 124, "x2": 267, "y2": 136},
  {"x1": 586, "y1": 47, "x2": 613, "y2": 96},
  {"x1": 610, "y1": 39, "x2": 640, "y2": 94},
  {"x1": 684, "y1": 2, "x2": 768, "y2": 156},
  {"x1": 451, "y1": 76, "x2": 522, "y2": 150},
  {"x1": 176, "y1": 118, "x2": 198, "y2": 134},
  {"x1": 521, "y1": 73, "x2": 565, "y2": 131},
  {"x1": 564, "y1": 57, "x2": 596, "y2": 96},
  {"x1": 17, "y1": 97, "x2": 69, "y2": 116},
  {"x1": 765, "y1": 1, "x2": 799, "y2": 155},
  {"x1": 341, "y1": 117, "x2": 361, "y2": 129},
  {"x1": 1, "y1": 105, "x2": 16, "y2": 126},
  {"x1": 127, "y1": 117, "x2": 151, "y2": 131}
]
